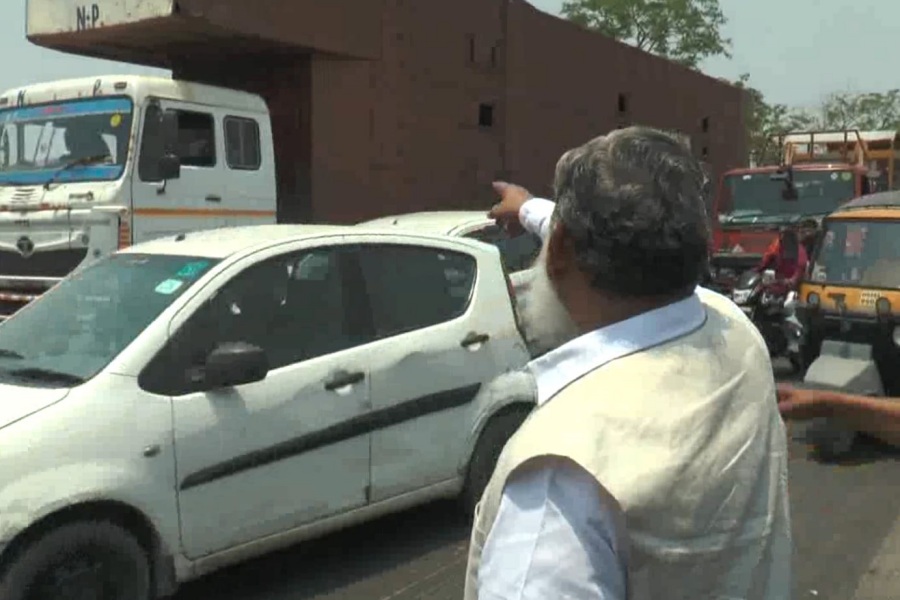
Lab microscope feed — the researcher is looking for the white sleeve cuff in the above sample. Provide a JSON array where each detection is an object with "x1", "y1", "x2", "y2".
[{"x1": 519, "y1": 198, "x2": 556, "y2": 241}]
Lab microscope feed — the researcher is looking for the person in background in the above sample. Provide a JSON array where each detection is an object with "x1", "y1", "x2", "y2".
[
  {"x1": 463, "y1": 127, "x2": 792, "y2": 600},
  {"x1": 798, "y1": 218, "x2": 821, "y2": 260},
  {"x1": 777, "y1": 384, "x2": 900, "y2": 448},
  {"x1": 755, "y1": 226, "x2": 808, "y2": 291}
]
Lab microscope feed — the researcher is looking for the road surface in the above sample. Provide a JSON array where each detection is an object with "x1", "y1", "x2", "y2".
[{"x1": 177, "y1": 363, "x2": 900, "y2": 600}]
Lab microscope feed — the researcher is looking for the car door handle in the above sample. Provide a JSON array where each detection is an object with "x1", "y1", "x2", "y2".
[
  {"x1": 324, "y1": 370, "x2": 365, "y2": 391},
  {"x1": 461, "y1": 332, "x2": 490, "y2": 348},
  {"x1": 205, "y1": 194, "x2": 221, "y2": 203}
]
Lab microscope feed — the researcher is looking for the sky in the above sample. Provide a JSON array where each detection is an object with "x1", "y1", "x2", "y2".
[{"x1": 0, "y1": 0, "x2": 897, "y2": 108}]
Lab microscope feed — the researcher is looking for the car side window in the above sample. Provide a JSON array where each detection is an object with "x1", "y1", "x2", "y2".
[
  {"x1": 139, "y1": 246, "x2": 371, "y2": 395},
  {"x1": 357, "y1": 244, "x2": 476, "y2": 339},
  {"x1": 464, "y1": 225, "x2": 541, "y2": 273}
]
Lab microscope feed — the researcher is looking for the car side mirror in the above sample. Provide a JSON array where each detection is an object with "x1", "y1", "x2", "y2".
[
  {"x1": 158, "y1": 153, "x2": 181, "y2": 180},
  {"x1": 202, "y1": 341, "x2": 269, "y2": 389}
]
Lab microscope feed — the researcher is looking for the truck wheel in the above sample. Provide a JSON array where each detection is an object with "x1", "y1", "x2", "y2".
[
  {"x1": 0, "y1": 520, "x2": 151, "y2": 600},
  {"x1": 460, "y1": 407, "x2": 531, "y2": 515}
]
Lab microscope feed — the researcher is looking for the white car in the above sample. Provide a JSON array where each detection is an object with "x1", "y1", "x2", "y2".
[
  {"x1": 360, "y1": 211, "x2": 542, "y2": 274},
  {"x1": 0, "y1": 225, "x2": 535, "y2": 599}
]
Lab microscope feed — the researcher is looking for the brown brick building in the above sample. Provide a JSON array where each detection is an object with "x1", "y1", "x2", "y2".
[{"x1": 28, "y1": 0, "x2": 748, "y2": 223}]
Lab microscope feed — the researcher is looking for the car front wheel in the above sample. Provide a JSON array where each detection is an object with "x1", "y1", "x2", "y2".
[{"x1": 0, "y1": 520, "x2": 151, "y2": 600}]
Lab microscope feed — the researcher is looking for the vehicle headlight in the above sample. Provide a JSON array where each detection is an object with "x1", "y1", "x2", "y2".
[
  {"x1": 893, "y1": 325, "x2": 900, "y2": 347},
  {"x1": 807, "y1": 292, "x2": 820, "y2": 307}
]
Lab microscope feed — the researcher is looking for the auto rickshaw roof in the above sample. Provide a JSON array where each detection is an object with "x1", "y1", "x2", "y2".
[{"x1": 830, "y1": 190, "x2": 900, "y2": 219}]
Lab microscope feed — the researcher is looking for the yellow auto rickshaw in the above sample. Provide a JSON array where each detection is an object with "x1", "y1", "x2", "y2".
[{"x1": 798, "y1": 189, "x2": 900, "y2": 458}]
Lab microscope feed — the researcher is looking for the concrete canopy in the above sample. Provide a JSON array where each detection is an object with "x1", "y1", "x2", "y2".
[{"x1": 26, "y1": 0, "x2": 382, "y2": 67}]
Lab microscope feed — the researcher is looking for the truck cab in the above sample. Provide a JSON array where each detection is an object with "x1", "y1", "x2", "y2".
[
  {"x1": 709, "y1": 129, "x2": 885, "y2": 293},
  {"x1": 0, "y1": 75, "x2": 277, "y2": 317}
]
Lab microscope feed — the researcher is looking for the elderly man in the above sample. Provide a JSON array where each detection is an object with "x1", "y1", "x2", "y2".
[{"x1": 464, "y1": 127, "x2": 792, "y2": 599}]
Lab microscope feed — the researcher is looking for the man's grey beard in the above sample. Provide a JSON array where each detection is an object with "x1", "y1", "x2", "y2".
[{"x1": 514, "y1": 241, "x2": 581, "y2": 357}]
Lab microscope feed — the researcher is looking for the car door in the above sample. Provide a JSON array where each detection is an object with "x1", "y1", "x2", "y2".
[
  {"x1": 140, "y1": 241, "x2": 374, "y2": 558},
  {"x1": 458, "y1": 222, "x2": 542, "y2": 273},
  {"x1": 356, "y1": 237, "x2": 523, "y2": 502}
]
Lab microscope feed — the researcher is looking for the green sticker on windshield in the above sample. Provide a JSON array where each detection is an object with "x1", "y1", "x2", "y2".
[
  {"x1": 176, "y1": 261, "x2": 210, "y2": 279},
  {"x1": 155, "y1": 279, "x2": 184, "y2": 295},
  {"x1": 841, "y1": 172, "x2": 852, "y2": 181}
]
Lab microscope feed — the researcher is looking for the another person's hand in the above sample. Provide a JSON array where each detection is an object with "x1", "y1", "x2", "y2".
[
  {"x1": 776, "y1": 383, "x2": 829, "y2": 420},
  {"x1": 488, "y1": 181, "x2": 532, "y2": 236}
]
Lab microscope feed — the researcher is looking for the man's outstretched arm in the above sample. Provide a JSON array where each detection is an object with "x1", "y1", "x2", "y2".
[{"x1": 778, "y1": 384, "x2": 900, "y2": 447}]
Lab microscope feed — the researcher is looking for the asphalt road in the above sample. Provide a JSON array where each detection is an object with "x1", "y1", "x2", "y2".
[{"x1": 177, "y1": 362, "x2": 900, "y2": 600}]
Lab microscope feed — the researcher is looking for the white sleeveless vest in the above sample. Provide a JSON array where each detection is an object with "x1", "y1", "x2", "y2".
[{"x1": 464, "y1": 290, "x2": 792, "y2": 599}]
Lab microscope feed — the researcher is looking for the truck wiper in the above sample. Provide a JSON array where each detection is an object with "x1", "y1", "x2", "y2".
[
  {"x1": 43, "y1": 154, "x2": 112, "y2": 190},
  {"x1": 0, "y1": 348, "x2": 24, "y2": 359},
  {"x1": 6, "y1": 367, "x2": 84, "y2": 385}
]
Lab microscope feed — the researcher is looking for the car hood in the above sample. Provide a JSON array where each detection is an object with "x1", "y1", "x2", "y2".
[{"x1": 0, "y1": 383, "x2": 70, "y2": 430}]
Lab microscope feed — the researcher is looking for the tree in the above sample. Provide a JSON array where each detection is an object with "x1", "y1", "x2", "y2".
[
  {"x1": 819, "y1": 90, "x2": 900, "y2": 131},
  {"x1": 561, "y1": 0, "x2": 731, "y2": 69},
  {"x1": 733, "y1": 74, "x2": 817, "y2": 166}
]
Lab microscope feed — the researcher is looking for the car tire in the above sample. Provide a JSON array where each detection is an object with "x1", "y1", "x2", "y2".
[
  {"x1": 0, "y1": 520, "x2": 151, "y2": 600},
  {"x1": 460, "y1": 406, "x2": 531, "y2": 515}
]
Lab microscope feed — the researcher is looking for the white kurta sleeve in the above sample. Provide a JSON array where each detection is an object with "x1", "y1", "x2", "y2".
[
  {"x1": 519, "y1": 198, "x2": 556, "y2": 242},
  {"x1": 477, "y1": 459, "x2": 629, "y2": 600}
]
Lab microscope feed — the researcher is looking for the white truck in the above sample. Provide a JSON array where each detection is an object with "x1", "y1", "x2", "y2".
[{"x1": 0, "y1": 75, "x2": 278, "y2": 318}]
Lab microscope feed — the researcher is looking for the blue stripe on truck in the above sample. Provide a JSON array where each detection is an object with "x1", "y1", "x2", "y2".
[
  {"x1": 0, "y1": 97, "x2": 133, "y2": 121},
  {"x1": 0, "y1": 165, "x2": 124, "y2": 184}
]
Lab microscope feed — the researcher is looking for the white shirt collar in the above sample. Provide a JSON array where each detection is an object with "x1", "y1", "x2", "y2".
[{"x1": 528, "y1": 288, "x2": 708, "y2": 405}]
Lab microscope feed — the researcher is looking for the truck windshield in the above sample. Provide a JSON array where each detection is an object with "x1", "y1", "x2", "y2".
[
  {"x1": 0, "y1": 253, "x2": 217, "y2": 386},
  {"x1": 0, "y1": 96, "x2": 133, "y2": 186},
  {"x1": 719, "y1": 170, "x2": 855, "y2": 224},
  {"x1": 809, "y1": 220, "x2": 900, "y2": 289}
]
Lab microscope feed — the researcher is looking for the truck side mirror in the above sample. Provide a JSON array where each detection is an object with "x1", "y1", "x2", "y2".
[{"x1": 158, "y1": 154, "x2": 181, "y2": 180}]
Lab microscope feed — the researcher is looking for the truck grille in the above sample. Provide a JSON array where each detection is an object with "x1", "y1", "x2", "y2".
[
  {"x1": 11, "y1": 188, "x2": 37, "y2": 202},
  {"x1": 0, "y1": 248, "x2": 89, "y2": 278}
]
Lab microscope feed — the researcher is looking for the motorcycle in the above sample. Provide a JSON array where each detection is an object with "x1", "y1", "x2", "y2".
[{"x1": 731, "y1": 269, "x2": 804, "y2": 373}]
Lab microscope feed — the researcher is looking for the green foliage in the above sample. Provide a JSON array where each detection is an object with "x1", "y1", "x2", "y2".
[
  {"x1": 738, "y1": 85, "x2": 900, "y2": 165},
  {"x1": 819, "y1": 90, "x2": 900, "y2": 131},
  {"x1": 733, "y1": 74, "x2": 817, "y2": 165},
  {"x1": 561, "y1": 0, "x2": 731, "y2": 68}
]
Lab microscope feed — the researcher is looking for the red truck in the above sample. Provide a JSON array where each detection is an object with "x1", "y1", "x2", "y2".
[{"x1": 708, "y1": 129, "x2": 899, "y2": 293}]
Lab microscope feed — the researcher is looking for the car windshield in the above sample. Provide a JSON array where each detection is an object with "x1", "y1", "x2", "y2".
[
  {"x1": 0, "y1": 96, "x2": 134, "y2": 186},
  {"x1": 463, "y1": 224, "x2": 541, "y2": 272},
  {"x1": 0, "y1": 253, "x2": 217, "y2": 386},
  {"x1": 809, "y1": 220, "x2": 900, "y2": 289},
  {"x1": 719, "y1": 170, "x2": 855, "y2": 224}
]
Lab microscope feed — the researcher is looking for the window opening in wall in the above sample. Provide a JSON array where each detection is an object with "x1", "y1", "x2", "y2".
[
  {"x1": 702, "y1": 117, "x2": 710, "y2": 132},
  {"x1": 617, "y1": 93, "x2": 628, "y2": 113},
  {"x1": 467, "y1": 35, "x2": 475, "y2": 63},
  {"x1": 701, "y1": 146, "x2": 709, "y2": 159},
  {"x1": 479, "y1": 103, "x2": 494, "y2": 128},
  {"x1": 490, "y1": 45, "x2": 498, "y2": 67}
]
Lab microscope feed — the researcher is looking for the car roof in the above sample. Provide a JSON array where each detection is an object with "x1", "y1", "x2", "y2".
[
  {"x1": 119, "y1": 224, "x2": 493, "y2": 259},
  {"x1": 359, "y1": 211, "x2": 494, "y2": 234}
]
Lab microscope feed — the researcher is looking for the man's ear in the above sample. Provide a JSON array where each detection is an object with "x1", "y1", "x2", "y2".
[{"x1": 546, "y1": 222, "x2": 574, "y2": 282}]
